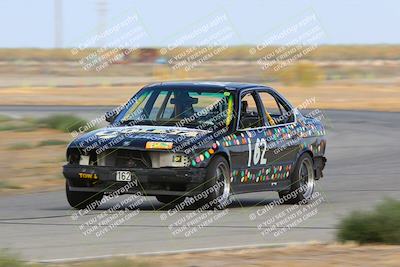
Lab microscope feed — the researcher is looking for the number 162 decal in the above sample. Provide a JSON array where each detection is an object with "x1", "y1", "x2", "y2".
[{"x1": 247, "y1": 138, "x2": 267, "y2": 167}]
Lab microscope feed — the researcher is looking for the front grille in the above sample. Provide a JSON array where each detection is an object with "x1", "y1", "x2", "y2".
[
  {"x1": 115, "y1": 150, "x2": 151, "y2": 168},
  {"x1": 96, "y1": 149, "x2": 152, "y2": 168}
]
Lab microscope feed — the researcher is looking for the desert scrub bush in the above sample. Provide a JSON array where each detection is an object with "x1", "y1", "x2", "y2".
[
  {"x1": 0, "y1": 254, "x2": 23, "y2": 267},
  {"x1": 0, "y1": 124, "x2": 21, "y2": 131},
  {"x1": 37, "y1": 139, "x2": 68, "y2": 147},
  {"x1": 37, "y1": 115, "x2": 87, "y2": 133},
  {"x1": 0, "y1": 118, "x2": 38, "y2": 132},
  {"x1": 0, "y1": 181, "x2": 23, "y2": 189},
  {"x1": 337, "y1": 199, "x2": 400, "y2": 244},
  {"x1": 0, "y1": 115, "x2": 11, "y2": 123},
  {"x1": 278, "y1": 62, "x2": 325, "y2": 86},
  {"x1": 0, "y1": 251, "x2": 41, "y2": 267},
  {"x1": 0, "y1": 251, "x2": 28, "y2": 267},
  {"x1": 8, "y1": 143, "x2": 35, "y2": 150}
]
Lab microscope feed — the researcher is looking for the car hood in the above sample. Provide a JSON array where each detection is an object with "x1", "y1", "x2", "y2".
[{"x1": 69, "y1": 125, "x2": 212, "y2": 152}]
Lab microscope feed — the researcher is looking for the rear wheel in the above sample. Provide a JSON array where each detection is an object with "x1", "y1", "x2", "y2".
[
  {"x1": 66, "y1": 180, "x2": 104, "y2": 209},
  {"x1": 279, "y1": 153, "x2": 315, "y2": 204}
]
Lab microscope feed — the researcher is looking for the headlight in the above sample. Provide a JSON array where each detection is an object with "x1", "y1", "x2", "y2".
[{"x1": 148, "y1": 152, "x2": 189, "y2": 167}]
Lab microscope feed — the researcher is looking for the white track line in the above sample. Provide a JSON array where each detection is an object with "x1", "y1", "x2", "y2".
[{"x1": 35, "y1": 241, "x2": 326, "y2": 263}]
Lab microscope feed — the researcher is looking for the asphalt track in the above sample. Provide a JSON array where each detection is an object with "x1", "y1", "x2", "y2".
[{"x1": 0, "y1": 107, "x2": 399, "y2": 261}]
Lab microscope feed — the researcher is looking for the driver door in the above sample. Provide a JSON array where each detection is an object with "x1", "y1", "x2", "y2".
[{"x1": 230, "y1": 91, "x2": 268, "y2": 191}]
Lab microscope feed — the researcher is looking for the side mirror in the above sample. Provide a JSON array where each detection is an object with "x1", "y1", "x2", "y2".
[{"x1": 105, "y1": 110, "x2": 118, "y2": 123}]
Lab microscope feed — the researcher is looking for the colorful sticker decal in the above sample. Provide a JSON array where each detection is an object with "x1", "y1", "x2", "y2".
[
  {"x1": 145, "y1": 141, "x2": 173, "y2": 150},
  {"x1": 231, "y1": 164, "x2": 292, "y2": 184},
  {"x1": 222, "y1": 132, "x2": 248, "y2": 147},
  {"x1": 299, "y1": 140, "x2": 324, "y2": 156},
  {"x1": 220, "y1": 119, "x2": 325, "y2": 149},
  {"x1": 190, "y1": 117, "x2": 325, "y2": 168},
  {"x1": 191, "y1": 141, "x2": 219, "y2": 166}
]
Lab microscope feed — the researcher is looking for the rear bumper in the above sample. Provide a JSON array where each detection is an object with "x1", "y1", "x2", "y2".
[{"x1": 63, "y1": 164, "x2": 207, "y2": 196}]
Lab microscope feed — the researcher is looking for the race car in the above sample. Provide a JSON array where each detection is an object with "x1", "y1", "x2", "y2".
[{"x1": 63, "y1": 82, "x2": 326, "y2": 209}]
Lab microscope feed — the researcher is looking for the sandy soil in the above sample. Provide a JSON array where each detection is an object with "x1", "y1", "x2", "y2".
[
  {"x1": 1, "y1": 82, "x2": 400, "y2": 112},
  {"x1": 57, "y1": 243, "x2": 400, "y2": 267},
  {"x1": 0, "y1": 129, "x2": 70, "y2": 194}
]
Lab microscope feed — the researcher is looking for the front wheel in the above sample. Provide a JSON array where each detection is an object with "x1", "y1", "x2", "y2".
[
  {"x1": 201, "y1": 156, "x2": 231, "y2": 209},
  {"x1": 66, "y1": 180, "x2": 104, "y2": 209},
  {"x1": 279, "y1": 153, "x2": 315, "y2": 204},
  {"x1": 156, "y1": 195, "x2": 183, "y2": 205}
]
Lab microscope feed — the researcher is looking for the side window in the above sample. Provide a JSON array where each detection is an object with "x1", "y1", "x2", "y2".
[
  {"x1": 239, "y1": 92, "x2": 263, "y2": 129},
  {"x1": 258, "y1": 91, "x2": 293, "y2": 125},
  {"x1": 148, "y1": 91, "x2": 171, "y2": 120}
]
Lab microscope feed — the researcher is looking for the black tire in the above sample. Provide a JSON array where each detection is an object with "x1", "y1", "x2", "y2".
[
  {"x1": 66, "y1": 180, "x2": 104, "y2": 209},
  {"x1": 279, "y1": 153, "x2": 315, "y2": 204},
  {"x1": 200, "y1": 156, "x2": 231, "y2": 210},
  {"x1": 156, "y1": 195, "x2": 183, "y2": 205}
]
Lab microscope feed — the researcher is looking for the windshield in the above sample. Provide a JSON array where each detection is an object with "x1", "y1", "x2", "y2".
[{"x1": 119, "y1": 87, "x2": 235, "y2": 130}]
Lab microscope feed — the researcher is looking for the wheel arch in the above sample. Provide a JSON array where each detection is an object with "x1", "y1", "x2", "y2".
[
  {"x1": 296, "y1": 148, "x2": 314, "y2": 163},
  {"x1": 296, "y1": 148, "x2": 326, "y2": 180},
  {"x1": 210, "y1": 151, "x2": 231, "y2": 168}
]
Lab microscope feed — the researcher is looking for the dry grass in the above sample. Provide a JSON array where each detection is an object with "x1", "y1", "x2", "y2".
[
  {"x1": 277, "y1": 82, "x2": 400, "y2": 112},
  {"x1": 47, "y1": 243, "x2": 400, "y2": 267},
  {"x1": 2, "y1": 243, "x2": 400, "y2": 267},
  {"x1": 0, "y1": 82, "x2": 399, "y2": 111},
  {"x1": 1, "y1": 45, "x2": 400, "y2": 61},
  {"x1": 0, "y1": 129, "x2": 70, "y2": 194}
]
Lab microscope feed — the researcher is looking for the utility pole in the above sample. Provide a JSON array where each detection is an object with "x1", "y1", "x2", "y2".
[{"x1": 97, "y1": 0, "x2": 107, "y2": 48}]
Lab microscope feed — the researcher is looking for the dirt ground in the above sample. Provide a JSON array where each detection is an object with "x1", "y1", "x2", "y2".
[
  {"x1": 57, "y1": 243, "x2": 400, "y2": 267},
  {"x1": 0, "y1": 129, "x2": 70, "y2": 194},
  {"x1": 1, "y1": 58, "x2": 399, "y2": 111},
  {"x1": 1, "y1": 81, "x2": 400, "y2": 112}
]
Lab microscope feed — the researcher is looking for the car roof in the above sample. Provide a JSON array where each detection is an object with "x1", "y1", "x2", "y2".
[{"x1": 146, "y1": 81, "x2": 270, "y2": 91}]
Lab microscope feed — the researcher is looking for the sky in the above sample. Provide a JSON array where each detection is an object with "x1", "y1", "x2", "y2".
[{"x1": 0, "y1": 0, "x2": 399, "y2": 48}]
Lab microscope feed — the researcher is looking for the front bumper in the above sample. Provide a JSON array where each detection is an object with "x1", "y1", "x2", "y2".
[
  {"x1": 63, "y1": 164, "x2": 207, "y2": 196},
  {"x1": 314, "y1": 156, "x2": 327, "y2": 179}
]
